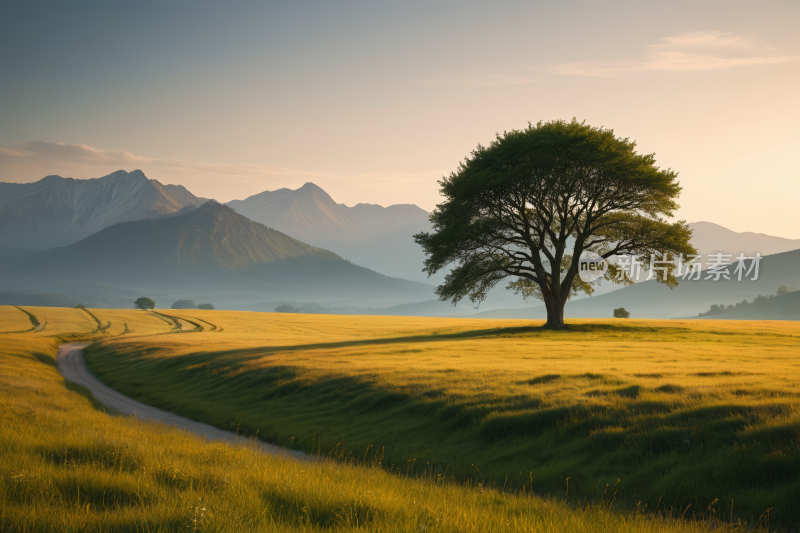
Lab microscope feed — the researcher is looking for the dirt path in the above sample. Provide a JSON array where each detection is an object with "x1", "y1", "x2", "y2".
[{"x1": 57, "y1": 342, "x2": 305, "y2": 460}]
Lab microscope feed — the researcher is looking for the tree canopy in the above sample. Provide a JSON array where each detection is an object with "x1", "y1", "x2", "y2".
[
  {"x1": 613, "y1": 308, "x2": 631, "y2": 319},
  {"x1": 171, "y1": 299, "x2": 197, "y2": 309},
  {"x1": 134, "y1": 297, "x2": 155, "y2": 310},
  {"x1": 414, "y1": 119, "x2": 696, "y2": 329}
]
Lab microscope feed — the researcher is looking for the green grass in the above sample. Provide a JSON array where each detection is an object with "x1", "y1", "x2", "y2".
[
  {"x1": 1, "y1": 307, "x2": 757, "y2": 532},
  {"x1": 82, "y1": 312, "x2": 800, "y2": 526}
]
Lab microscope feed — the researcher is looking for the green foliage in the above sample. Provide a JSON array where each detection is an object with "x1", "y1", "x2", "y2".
[
  {"x1": 134, "y1": 297, "x2": 155, "y2": 310},
  {"x1": 171, "y1": 299, "x2": 197, "y2": 309},
  {"x1": 275, "y1": 303, "x2": 296, "y2": 313},
  {"x1": 198, "y1": 303, "x2": 215, "y2": 310},
  {"x1": 612, "y1": 307, "x2": 630, "y2": 319},
  {"x1": 414, "y1": 119, "x2": 696, "y2": 328}
]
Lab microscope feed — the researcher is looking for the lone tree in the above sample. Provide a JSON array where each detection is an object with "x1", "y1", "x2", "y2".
[
  {"x1": 613, "y1": 307, "x2": 631, "y2": 319},
  {"x1": 134, "y1": 297, "x2": 155, "y2": 310},
  {"x1": 415, "y1": 119, "x2": 696, "y2": 329}
]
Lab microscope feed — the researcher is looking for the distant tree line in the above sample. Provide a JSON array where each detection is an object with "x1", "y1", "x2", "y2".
[
  {"x1": 275, "y1": 302, "x2": 325, "y2": 314},
  {"x1": 172, "y1": 299, "x2": 215, "y2": 310},
  {"x1": 699, "y1": 286, "x2": 796, "y2": 317},
  {"x1": 133, "y1": 297, "x2": 215, "y2": 310}
]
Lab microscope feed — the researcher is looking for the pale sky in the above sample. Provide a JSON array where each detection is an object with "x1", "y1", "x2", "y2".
[{"x1": 1, "y1": 1, "x2": 798, "y2": 237}]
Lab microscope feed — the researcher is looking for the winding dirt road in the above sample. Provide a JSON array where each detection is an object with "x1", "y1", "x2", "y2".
[{"x1": 57, "y1": 342, "x2": 305, "y2": 460}]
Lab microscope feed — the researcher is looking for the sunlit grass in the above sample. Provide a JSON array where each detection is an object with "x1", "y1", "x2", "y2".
[
  {"x1": 0, "y1": 309, "x2": 758, "y2": 532},
  {"x1": 81, "y1": 312, "x2": 800, "y2": 525},
  {"x1": 0, "y1": 306, "x2": 36, "y2": 333}
]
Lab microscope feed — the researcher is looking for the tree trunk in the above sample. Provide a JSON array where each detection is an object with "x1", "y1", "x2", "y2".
[{"x1": 543, "y1": 296, "x2": 567, "y2": 329}]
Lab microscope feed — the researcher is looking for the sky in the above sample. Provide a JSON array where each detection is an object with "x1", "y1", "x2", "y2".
[{"x1": 1, "y1": 0, "x2": 798, "y2": 237}]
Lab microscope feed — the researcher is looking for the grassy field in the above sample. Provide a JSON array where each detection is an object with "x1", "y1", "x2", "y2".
[
  {"x1": 0, "y1": 305, "x2": 754, "y2": 532},
  {"x1": 78, "y1": 310, "x2": 800, "y2": 526}
]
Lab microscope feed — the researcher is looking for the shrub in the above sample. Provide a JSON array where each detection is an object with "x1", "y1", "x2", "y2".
[
  {"x1": 171, "y1": 299, "x2": 197, "y2": 309},
  {"x1": 613, "y1": 307, "x2": 630, "y2": 319}
]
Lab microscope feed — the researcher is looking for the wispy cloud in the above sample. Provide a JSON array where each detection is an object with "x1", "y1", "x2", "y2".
[
  {"x1": 3, "y1": 140, "x2": 320, "y2": 182},
  {"x1": 552, "y1": 31, "x2": 798, "y2": 76}
]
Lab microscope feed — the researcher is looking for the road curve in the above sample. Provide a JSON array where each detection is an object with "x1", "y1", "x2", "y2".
[{"x1": 57, "y1": 342, "x2": 305, "y2": 460}]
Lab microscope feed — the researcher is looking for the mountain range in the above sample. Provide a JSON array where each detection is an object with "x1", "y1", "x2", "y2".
[
  {"x1": 0, "y1": 170, "x2": 206, "y2": 250},
  {"x1": 227, "y1": 182, "x2": 429, "y2": 244},
  {"x1": 0, "y1": 201, "x2": 431, "y2": 304},
  {"x1": 2, "y1": 170, "x2": 799, "y2": 317},
  {"x1": 226, "y1": 183, "x2": 435, "y2": 282}
]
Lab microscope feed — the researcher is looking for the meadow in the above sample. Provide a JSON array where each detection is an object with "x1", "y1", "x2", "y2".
[
  {"x1": 76, "y1": 309, "x2": 800, "y2": 526},
  {"x1": 1, "y1": 304, "x2": 762, "y2": 532}
]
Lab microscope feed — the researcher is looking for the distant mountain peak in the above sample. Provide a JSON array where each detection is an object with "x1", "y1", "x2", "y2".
[
  {"x1": 227, "y1": 182, "x2": 429, "y2": 246},
  {"x1": 0, "y1": 170, "x2": 207, "y2": 250}
]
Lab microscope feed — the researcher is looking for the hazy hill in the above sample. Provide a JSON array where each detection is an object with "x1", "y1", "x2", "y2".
[
  {"x1": 469, "y1": 248, "x2": 800, "y2": 320},
  {"x1": 0, "y1": 170, "x2": 206, "y2": 250},
  {"x1": 703, "y1": 289, "x2": 800, "y2": 321},
  {"x1": 0, "y1": 291, "x2": 80, "y2": 307},
  {"x1": 688, "y1": 221, "x2": 800, "y2": 258},
  {"x1": 3, "y1": 202, "x2": 431, "y2": 302}
]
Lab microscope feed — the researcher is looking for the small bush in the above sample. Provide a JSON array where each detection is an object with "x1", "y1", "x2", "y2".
[
  {"x1": 613, "y1": 307, "x2": 630, "y2": 319},
  {"x1": 171, "y1": 299, "x2": 197, "y2": 310}
]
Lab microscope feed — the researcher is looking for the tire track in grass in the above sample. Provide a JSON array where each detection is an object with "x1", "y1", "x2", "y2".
[
  {"x1": 1, "y1": 306, "x2": 37, "y2": 334},
  {"x1": 57, "y1": 342, "x2": 305, "y2": 460},
  {"x1": 184, "y1": 315, "x2": 218, "y2": 331},
  {"x1": 13, "y1": 306, "x2": 45, "y2": 332},
  {"x1": 77, "y1": 305, "x2": 111, "y2": 333},
  {"x1": 153, "y1": 311, "x2": 203, "y2": 332}
]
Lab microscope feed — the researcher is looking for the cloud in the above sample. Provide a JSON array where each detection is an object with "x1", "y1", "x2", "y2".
[
  {"x1": 15, "y1": 141, "x2": 150, "y2": 166},
  {"x1": 551, "y1": 31, "x2": 798, "y2": 76},
  {"x1": 0, "y1": 140, "x2": 444, "y2": 208},
  {"x1": 2, "y1": 140, "x2": 320, "y2": 182}
]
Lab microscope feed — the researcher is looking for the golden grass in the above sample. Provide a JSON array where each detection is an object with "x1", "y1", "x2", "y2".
[
  {"x1": 1, "y1": 307, "x2": 757, "y2": 532},
  {"x1": 99, "y1": 312, "x2": 800, "y2": 409},
  {"x1": 83, "y1": 311, "x2": 800, "y2": 525},
  {"x1": 0, "y1": 306, "x2": 36, "y2": 333}
]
